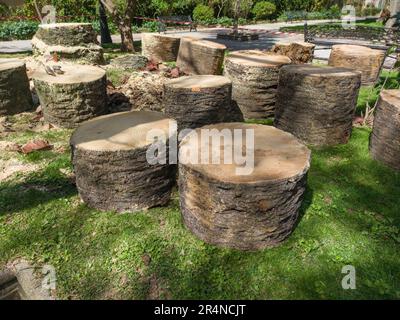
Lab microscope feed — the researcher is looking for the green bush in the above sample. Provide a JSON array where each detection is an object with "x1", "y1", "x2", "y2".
[
  {"x1": 0, "y1": 21, "x2": 39, "y2": 41},
  {"x1": 193, "y1": 4, "x2": 214, "y2": 22},
  {"x1": 141, "y1": 21, "x2": 159, "y2": 32},
  {"x1": 251, "y1": 1, "x2": 276, "y2": 20}
]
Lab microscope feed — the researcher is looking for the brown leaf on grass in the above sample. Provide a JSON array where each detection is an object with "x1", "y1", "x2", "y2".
[
  {"x1": 169, "y1": 67, "x2": 180, "y2": 78},
  {"x1": 145, "y1": 60, "x2": 159, "y2": 72},
  {"x1": 21, "y1": 140, "x2": 53, "y2": 154}
]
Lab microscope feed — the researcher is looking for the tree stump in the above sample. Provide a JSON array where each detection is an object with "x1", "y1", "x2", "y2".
[
  {"x1": 32, "y1": 23, "x2": 104, "y2": 64},
  {"x1": 271, "y1": 42, "x2": 315, "y2": 64},
  {"x1": 141, "y1": 33, "x2": 181, "y2": 62},
  {"x1": 0, "y1": 59, "x2": 33, "y2": 116},
  {"x1": 70, "y1": 111, "x2": 177, "y2": 212},
  {"x1": 32, "y1": 63, "x2": 107, "y2": 129},
  {"x1": 328, "y1": 45, "x2": 386, "y2": 86},
  {"x1": 179, "y1": 123, "x2": 311, "y2": 251},
  {"x1": 223, "y1": 50, "x2": 292, "y2": 119},
  {"x1": 176, "y1": 37, "x2": 226, "y2": 75},
  {"x1": 370, "y1": 89, "x2": 400, "y2": 171},
  {"x1": 164, "y1": 75, "x2": 242, "y2": 131},
  {"x1": 274, "y1": 65, "x2": 361, "y2": 146}
]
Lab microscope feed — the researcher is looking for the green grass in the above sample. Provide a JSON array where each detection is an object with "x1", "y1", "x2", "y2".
[
  {"x1": 1, "y1": 119, "x2": 399, "y2": 299},
  {"x1": 280, "y1": 20, "x2": 384, "y2": 33}
]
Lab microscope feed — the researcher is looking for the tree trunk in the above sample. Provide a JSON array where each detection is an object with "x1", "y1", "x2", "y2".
[
  {"x1": 176, "y1": 37, "x2": 226, "y2": 75},
  {"x1": 119, "y1": 22, "x2": 135, "y2": 52},
  {"x1": 99, "y1": 0, "x2": 112, "y2": 44},
  {"x1": 370, "y1": 89, "x2": 400, "y2": 171},
  {"x1": 32, "y1": 63, "x2": 108, "y2": 128},
  {"x1": 328, "y1": 45, "x2": 386, "y2": 86},
  {"x1": 179, "y1": 123, "x2": 311, "y2": 251},
  {"x1": 163, "y1": 75, "x2": 242, "y2": 131},
  {"x1": 223, "y1": 50, "x2": 292, "y2": 119},
  {"x1": 0, "y1": 59, "x2": 33, "y2": 116},
  {"x1": 274, "y1": 65, "x2": 362, "y2": 146},
  {"x1": 70, "y1": 111, "x2": 177, "y2": 213},
  {"x1": 386, "y1": 0, "x2": 400, "y2": 28}
]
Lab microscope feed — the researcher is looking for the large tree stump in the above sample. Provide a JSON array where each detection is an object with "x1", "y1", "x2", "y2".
[
  {"x1": 176, "y1": 37, "x2": 226, "y2": 75},
  {"x1": 274, "y1": 65, "x2": 361, "y2": 146},
  {"x1": 32, "y1": 63, "x2": 107, "y2": 129},
  {"x1": 32, "y1": 23, "x2": 104, "y2": 64},
  {"x1": 271, "y1": 42, "x2": 315, "y2": 64},
  {"x1": 164, "y1": 75, "x2": 242, "y2": 131},
  {"x1": 370, "y1": 90, "x2": 400, "y2": 171},
  {"x1": 179, "y1": 123, "x2": 311, "y2": 251},
  {"x1": 328, "y1": 45, "x2": 386, "y2": 86},
  {"x1": 70, "y1": 111, "x2": 177, "y2": 212},
  {"x1": 223, "y1": 50, "x2": 291, "y2": 119},
  {"x1": 0, "y1": 59, "x2": 33, "y2": 116},
  {"x1": 141, "y1": 33, "x2": 181, "y2": 62}
]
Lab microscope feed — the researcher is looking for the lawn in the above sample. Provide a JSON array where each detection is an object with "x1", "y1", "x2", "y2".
[
  {"x1": 0, "y1": 55, "x2": 399, "y2": 299},
  {"x1": 280, "y1": 20, "x2": 384, "y2": 32},
  {"x1": 1, "y1": 118, "x2": 399, "y2": 300}
]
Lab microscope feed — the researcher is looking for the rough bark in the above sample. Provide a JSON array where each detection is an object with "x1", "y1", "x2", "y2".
[
  {"x1": 0, "y1": 59, "x2": 33, "y2": 116},
  {"x1": 32, "y1": 63, "x2": 108, "y2": 129},
  {"x1": 328, "y1": 45, "x2": 386, "y2": 86},
  {"x1": 370, "y1": 89, "x2": 400, "y2": 171},
  {"x1": 274, "y1": 65, "x2": 362, "y2": 146},
  {"x1": 223, "y1": 50, "x2": 292, "y2": 119},
  {"x1": 179, "y1": 123, "x2": 311, "y2": 251},
  {"x1": 271, "y1": 42, "x2": 315, "y2": 64},
  {"x1": 142, "y1": 33, "x2": 181, "y2": 62},
  {"x1": 70, "y1": 111, "x2": 177, "y2": 213},
  {"x1": 177, "y1": 37, "x2": 227, "y2": 75},
  {"x1": 163, "y1": 75, "x2": 242, "y2": 131},
  {"x1": 32, "y1": 23, "x2": 104, "y2": 64}
]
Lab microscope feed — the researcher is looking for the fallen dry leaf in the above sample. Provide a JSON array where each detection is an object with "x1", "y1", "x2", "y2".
[{"x1": 21, "y1": 140, "x2": 53, "y2": 154}]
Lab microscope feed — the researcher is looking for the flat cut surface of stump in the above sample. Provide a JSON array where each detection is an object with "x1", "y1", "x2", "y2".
[
  {"x1": 370, "y1": 90, "x2": 400, "y2": 171},
  {"x1": 164, "y1": 75, "x2": 241, "y2": 130},
  {"x1": 177, "y1": 37, "x2": 226, "y2": 75},
  {"x1": 32, "y1": 63, "x2": 107, "y2": 128},
  {"x1": 224, "y1": 50, "x2": 291, "y2": 119},
  {"x1": 274, "y1": 65, "x2": 361, "y2": 146},
  {"x1": 0, "y1": 59, "x2": 33, "y2": 116},
  {"x1": 271, "y1": 42, "x2": 315, "y2": 64},
  {"x1": 142, "y1": 33, "x2": 181, "y2": 62},
  {"x1": 179, "y1": 123, "x2": 311, "y2": 250},
  {"x1": 328, "y1": 45, "x2": 386, "y2": 85},
  {"x1": 71, "y1": 111, "x2": 177, "y2": 212}
]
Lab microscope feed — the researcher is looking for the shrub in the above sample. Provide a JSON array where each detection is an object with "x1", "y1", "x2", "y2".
[
  {"x1": 193, "y1": 4, "x2": 214, "y2": 22},
  {"x1": 141, "y1": 21, "x2": 159, "y2": 32},
  {"x1": 0, "y1": 21, "x2": 39, "y2": 41},
  {"x1": 251, "y1": 1, "x2": 276, "y2": 21}
]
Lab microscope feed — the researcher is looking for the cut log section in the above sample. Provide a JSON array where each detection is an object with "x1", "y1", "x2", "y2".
[
  {"x1": 164, "y1": 75, "x2": 242, "y2": 131},
  {"x1": 179, "y1": 123, "x2": 311, "y2": 251},
  {"x1": 0, "y1": 59, "x2": 33, "y2": 116},
  {"x1": 274, "y1": 65, "x2": 361, "y2": 146},
  {"x1": 70, "y1": 111, "x2": 177, "y2": 212},
  {"x1": 32, "y1": 63, "x2": 107, "y2": 129},
  {"x1": 223, "y1": 50, "x2": 291, "y2": 119},
  {"x1": 271, "y1": 42, "x2": 315, "y2": 64},
  {"x1": 370, "y1": 90, "x2": 400, "y2": 171},
  {"x1": 32, "y1": 23, "x2": 104, "y2": 64},
  {"x1": 141, "y1": 33, "x2": 181, "y2": 62},
  {"x1": 328, "y1": 45, "x2": 386, "y2": 86},
  {"x1": 177, "y1": 37, "x2": 226, "y2": 75}
]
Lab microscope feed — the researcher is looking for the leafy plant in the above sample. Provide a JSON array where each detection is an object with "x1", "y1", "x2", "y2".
[
  {"x1": 0, "y1": 21, "x2": 39, "y2": 41},
  {"x1": 251, "y1": 1, "x2": 276, "y2": 21},
  {"x1": 193, "y1": 4, "x2": 214, "y2": 22}
]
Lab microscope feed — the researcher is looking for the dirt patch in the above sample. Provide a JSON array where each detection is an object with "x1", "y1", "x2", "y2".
[{"x1": 0, "y1": 159, "x2": 39, "y2": 181}]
